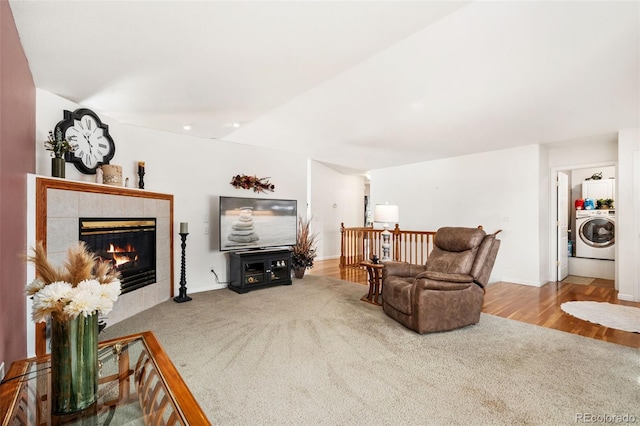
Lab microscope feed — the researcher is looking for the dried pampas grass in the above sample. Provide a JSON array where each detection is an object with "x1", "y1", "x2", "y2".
[
  {"x1": 292, "y1": 216, "x2": 318, "y2": 269},
  {"x1": 27, "y1": 241, "x2": 64, "y2": 285},
  {"x1": 27, "y1": 241, "x2": 120, "y2": 287}
]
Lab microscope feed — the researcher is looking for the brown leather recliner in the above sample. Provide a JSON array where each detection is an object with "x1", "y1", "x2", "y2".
[{"x1": 382, "y1": 226, "x2": 501, "y2": 334}]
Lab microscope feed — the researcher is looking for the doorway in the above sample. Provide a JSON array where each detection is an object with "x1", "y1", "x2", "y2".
[{"x1": 553, "y1": 164, "x2": 616, "y2": 285}]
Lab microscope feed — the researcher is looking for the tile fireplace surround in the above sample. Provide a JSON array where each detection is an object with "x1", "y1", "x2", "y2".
[{"x1": 29, "y1": 176, "x2": 173, "y2": 355}]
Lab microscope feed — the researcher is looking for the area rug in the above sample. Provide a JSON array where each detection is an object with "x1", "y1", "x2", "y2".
[
  {"x1": 561, "y1": 275, "x2": 594, "y2": 285},
  {"x1": 102, "y1": 276, "x2": 640, "y2": 425},
  {"x1": 561, "y1": 301, "x2": 640, "y2": 333}
]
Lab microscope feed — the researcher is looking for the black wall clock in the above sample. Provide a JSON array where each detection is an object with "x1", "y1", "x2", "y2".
[{"x1": 56, "y1": 108, "x2": 115, "y2": 175}]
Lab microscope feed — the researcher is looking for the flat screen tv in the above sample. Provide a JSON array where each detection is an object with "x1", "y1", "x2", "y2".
[{"x1": 219, "y1": 196, "x2": 297, "y2": 251}]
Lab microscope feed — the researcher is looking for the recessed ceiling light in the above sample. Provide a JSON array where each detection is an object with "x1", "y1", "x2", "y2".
[
  {"x1": 232, "y1": 122, "x2": 241, "y2": 128},
  {"x1": 183, "y1": 124, "x2": 192, "y2": 131}
]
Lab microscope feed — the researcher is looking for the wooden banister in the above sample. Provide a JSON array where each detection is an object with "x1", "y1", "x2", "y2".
[{"x1": 340, "y1": 223, "x2": 436, "y2": 267}]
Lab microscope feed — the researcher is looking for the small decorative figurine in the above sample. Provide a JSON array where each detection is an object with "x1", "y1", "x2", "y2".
[{"x1": 586, "y1": 172, "x2": 602, "y2": 181}]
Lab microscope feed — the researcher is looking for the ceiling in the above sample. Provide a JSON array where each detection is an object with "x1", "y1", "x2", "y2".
[{"x1": 9, "y1": 1, "x2": 639, "y2": 173}]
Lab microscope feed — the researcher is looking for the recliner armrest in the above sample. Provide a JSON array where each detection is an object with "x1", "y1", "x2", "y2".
[
  {"x1": 414, "y1": 271, "x2": 474, "y2": 283},
  {"x1": 414, "y1": 278, "x2": 474, "y2": 291},
  {"x1": 413, "y1": 271, "x2": 475, "y2": 291},
  {"x1": 382, "y1": 261, "x2": 426, "y2": 279}
]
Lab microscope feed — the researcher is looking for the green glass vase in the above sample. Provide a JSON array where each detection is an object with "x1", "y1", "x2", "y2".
[{"x1": 50, "y1": 312, "x2": 98, "y2": 415}]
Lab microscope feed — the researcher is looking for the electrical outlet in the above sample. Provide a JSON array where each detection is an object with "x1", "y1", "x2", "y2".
[
  {"x1": 204, "y1": 215, "x2": 209, "y2": 223},
  {"x1": 204, "y1": 226, "x2": 209, "y2": 235}
]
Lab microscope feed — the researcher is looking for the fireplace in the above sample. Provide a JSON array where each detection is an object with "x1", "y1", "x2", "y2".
[{"x1": 79, "y1": 218, "x2": 157, "y2": 294}]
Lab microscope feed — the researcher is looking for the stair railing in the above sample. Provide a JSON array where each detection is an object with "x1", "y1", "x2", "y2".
[{"x1": 340, "y1": 223, "x2": 436, "y2": 267}]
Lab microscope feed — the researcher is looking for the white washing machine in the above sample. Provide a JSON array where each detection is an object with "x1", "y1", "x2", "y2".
[{"x1": 575, "y1": 209, "x2": 615, "y2": 260}]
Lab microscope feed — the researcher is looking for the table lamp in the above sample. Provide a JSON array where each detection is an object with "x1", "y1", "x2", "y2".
[{"x1": 374, "y1": 203, "x2": 399, "y2": 261}]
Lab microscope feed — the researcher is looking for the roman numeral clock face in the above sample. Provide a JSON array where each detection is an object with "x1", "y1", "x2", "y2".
[{"x1": 57, "y1": 108, "x2": 116, "y2": 174}]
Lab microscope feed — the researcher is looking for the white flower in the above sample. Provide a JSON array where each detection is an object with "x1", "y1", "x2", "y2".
[
  {"x1": 29, "y1": 278, "x2": 122, "y2": 321},
  {"x1": 63, "y1": 287, "x2": 102, "y2": 319},
  {"x1": 25, "y1": 278, "x2": 45, "y2": 296},
  {"x1": 96, "y1": 280, "x2": 122, "y2": 315},
  {"x1": 31, "y1": 281, "x2": 73, "y2": 323},
  {"x1": 77, "y1": 279, "x2": 102, "y2": 293},
  {"x1": 96, "y1": 299, "x2": 114, "y2": 316},
  {"x1": 101, "y1": 280, "x2": 122, "y2": 302},
  {"x1": 27, "y1": 242, "x2": 121, "y2": 322}
]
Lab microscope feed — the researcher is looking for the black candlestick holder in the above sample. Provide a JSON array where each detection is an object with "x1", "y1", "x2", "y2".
[
  {"x1": 174, "y1": 233, "x2": 192, "y2": 303},
  {"x1": 138, "y1": 169, "x2": 145, "y2": 190}
]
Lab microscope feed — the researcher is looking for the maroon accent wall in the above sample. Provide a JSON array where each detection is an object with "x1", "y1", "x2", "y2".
[{"x1": 0, "y1": 0, "x2": 35, "y2": 369}]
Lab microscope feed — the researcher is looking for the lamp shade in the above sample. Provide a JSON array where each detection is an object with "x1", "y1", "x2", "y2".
[{"x1": 374, "y1": 204, "x2": 399, "y2": 224}]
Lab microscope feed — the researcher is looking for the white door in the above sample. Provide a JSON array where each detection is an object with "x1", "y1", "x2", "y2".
[{"x1": 557, "y1": 171, "x2": 569, "y2": 280}]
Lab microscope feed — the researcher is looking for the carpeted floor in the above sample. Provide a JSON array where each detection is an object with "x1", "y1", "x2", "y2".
[{"x1": 101, "y1": 275, "x2": 640, "y2": 425}]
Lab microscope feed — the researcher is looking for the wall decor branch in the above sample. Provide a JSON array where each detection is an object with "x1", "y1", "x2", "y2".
[{"x1": 230, "y1": 174, "x2": 275, "y2": 193}]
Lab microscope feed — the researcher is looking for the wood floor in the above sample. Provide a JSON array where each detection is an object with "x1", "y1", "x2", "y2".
[{"x1": 309, "y1": 259, "x2": 640, "y2": 348}]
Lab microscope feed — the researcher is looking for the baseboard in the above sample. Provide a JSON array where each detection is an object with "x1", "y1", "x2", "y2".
[
  {"x1": 209, "y1": 283, "x2": 228, "y2": 291},
  {"x1": 191, "y1": 283, "x2": 228, "y2": 292},
  {"x1": 617, "y1": 293, "x2": 637, "y2": 302},
  {"x1": 499, "y1": 277, "x2": 545, "y2": 287},
  {"x1": 316, "y1": 254, "x2": 340, "y2": 261}
]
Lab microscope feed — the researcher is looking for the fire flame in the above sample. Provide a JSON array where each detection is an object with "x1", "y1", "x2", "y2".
[{"x1": 107, "y1": 243, "x2": 139, "y2": 267}]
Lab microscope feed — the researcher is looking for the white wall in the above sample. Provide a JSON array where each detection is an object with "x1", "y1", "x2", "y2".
[
  {"x1": 309, "y1": 161, "x2": 365, "y2": 260},
  {"x1": 546, "y1": 133, "x2": 618, "y2": 169},
  {"x1": 538, "y1": 145, "x2": 550, "y2": 285},
  {"x1": 617, "y1": 128, "x2": 640, "y2": 301},
  {"x1": 370, "y1": 144, "x2": 544, "y2": 286},
  {"x1": 35, "y1": 90, "x2": 308, "y2": 294}
]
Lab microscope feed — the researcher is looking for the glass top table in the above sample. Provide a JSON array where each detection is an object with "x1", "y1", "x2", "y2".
[{"x1": 0, "y1": 331, "x2": 210, "y2": 425}]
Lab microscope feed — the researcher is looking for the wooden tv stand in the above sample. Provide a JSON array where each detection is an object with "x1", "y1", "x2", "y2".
[{"x1": 228, "y1": 248, "x2": 292, "y2": 293}]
